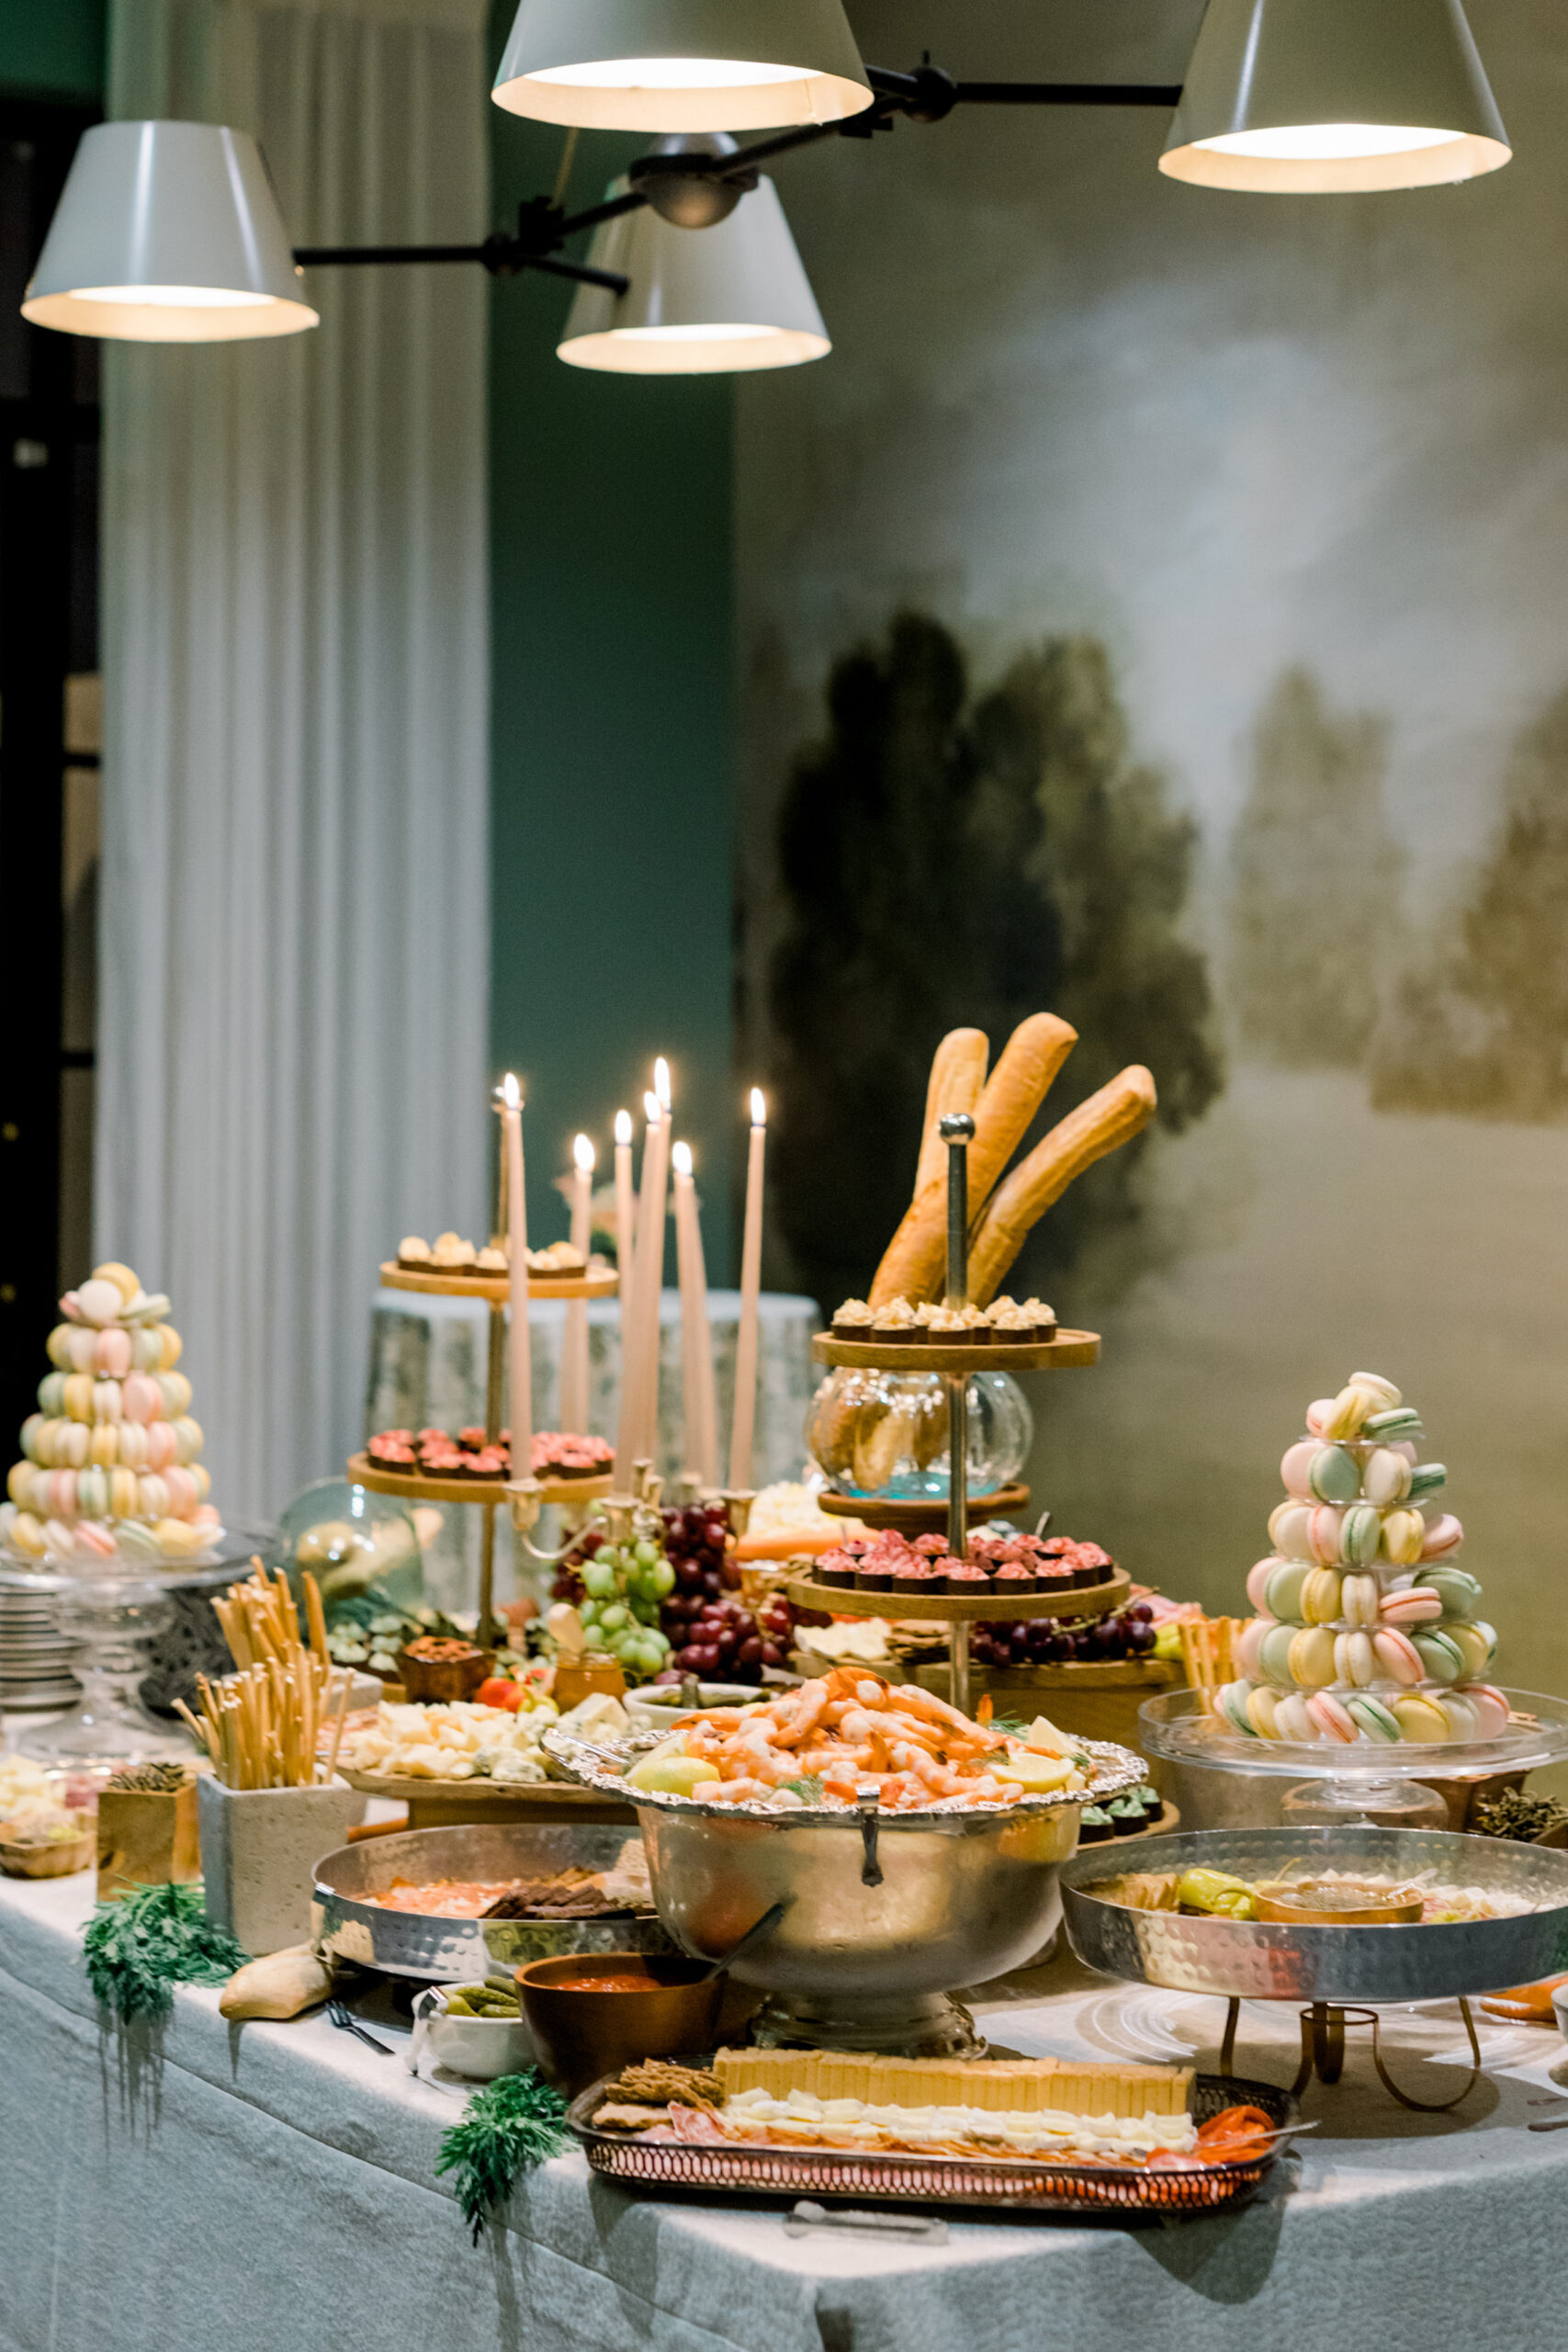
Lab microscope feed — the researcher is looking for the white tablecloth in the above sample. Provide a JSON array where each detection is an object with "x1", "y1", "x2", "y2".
[{"x1": 7, "y1": 1866, "x2": 1568, "y2": 2352}]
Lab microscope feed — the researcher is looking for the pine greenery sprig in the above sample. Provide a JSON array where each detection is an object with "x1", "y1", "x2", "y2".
[
  {"x1": 436, "y1": 2070, "x2": 571, "y2": 2242},
  {"x1": 83, "y1": 1882, "x2": 248, "y2": 2024}
]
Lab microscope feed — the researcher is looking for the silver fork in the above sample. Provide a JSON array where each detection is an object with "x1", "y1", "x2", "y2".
[{"x1": 326, "y1": 1996, "x2": 393, "y2": 2055}]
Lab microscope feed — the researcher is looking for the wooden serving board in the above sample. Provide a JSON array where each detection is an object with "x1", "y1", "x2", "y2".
[
  {"x1": 379, "y1": 1261, "x2": 618, "y2": 1303},
  {"x1": 818, "y1": 1485, "x2": 1030, "y2": 1531},
  {"x1": 347, "y1": 1453, "x2": 612, "y2": 1509},
  {"x1": 338, "y1": 1765, "x2": 635, "y2": 1831},
  {"x1": 811, "y1": 1329, "x2": 1100, "y2": 1372},
  {"x1": 787, "y1": 1571, "x2": 1129, "y2": 1623}
]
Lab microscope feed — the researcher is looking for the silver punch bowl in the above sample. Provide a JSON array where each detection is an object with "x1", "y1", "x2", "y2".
[{"x1": 1062, "y1": 1826, "x2": 1568, "y2": 2003}]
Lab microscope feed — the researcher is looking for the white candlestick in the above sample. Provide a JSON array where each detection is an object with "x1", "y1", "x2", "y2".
[
  {"x1": 560, "y1": 1134, "x2": 593, "y2": 1433},
  {"x1": 637, "y1": 1062, "x2": 673, "y2": 1464},
  {"x1": 728, "y1": 1088, "x2": 766, "y2": 1491},
  {"x1": 502, "y1": 1075, "x2": 531, "y2": 1479},
  {"x1": 615, "y1": 1090, "x2": 664, "y2": 1486},
  {"x1": 671, "y1": 1141, "x2": 719, "y2": 1487},
  {"x1": 614, "y1": 1108, "x2": 635, "y2": 1293}
]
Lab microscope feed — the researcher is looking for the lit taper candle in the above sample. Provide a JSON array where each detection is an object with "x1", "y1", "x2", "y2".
[{"x1": 501, "y1": 1074, "x2": 531, "y2": 1477}]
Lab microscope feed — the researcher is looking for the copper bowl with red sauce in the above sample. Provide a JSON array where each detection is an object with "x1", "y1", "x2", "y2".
[{"x1": 516, "y1": 1953, "x2": 723, "y2": 2095}]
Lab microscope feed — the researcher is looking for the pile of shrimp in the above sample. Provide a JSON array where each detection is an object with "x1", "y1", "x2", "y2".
[{"x1": 671, "y1": 1668, "x2": 1032, "y2": 1810}]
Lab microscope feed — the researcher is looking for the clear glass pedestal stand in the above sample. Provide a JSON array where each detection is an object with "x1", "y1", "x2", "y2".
[{"x1": 0, "y1": 1525, "x2": 278, "y2": 1766}]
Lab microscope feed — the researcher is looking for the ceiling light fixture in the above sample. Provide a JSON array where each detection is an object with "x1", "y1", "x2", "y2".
[
  {"x1": 22, "y1": 120, "x2": 318, "y2": 341},
  {"x1": 1159, "y1": 0, "x2": 1508, "y2": 191},
  {"x1": 491, "y1": 0, "x2": 873, "y2": 132},
  {"x1": 558, "y1": 139, "x2": 828, "y2": 373}
]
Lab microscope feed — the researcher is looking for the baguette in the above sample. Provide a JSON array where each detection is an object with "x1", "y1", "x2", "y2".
[
  {"x1": 911, "y1": 1028, "x2": 989, "y2": 1198},
  {"x1": 869, "y1": 1014, "x2": 1077, "y2": 1306},
  {"x1": 969, "y1": 1064, "x2": 1156, "y2": 1305}
]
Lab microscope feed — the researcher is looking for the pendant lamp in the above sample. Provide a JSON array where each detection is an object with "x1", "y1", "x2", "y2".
[
  {"x1": 1160, "y1": 0, "x2": 1508, "y2": 192},
  {"x1": 558, "y1": 173, "x2": 829, "y2": 372},
  {"x1": 22, "y1": 120, "x2": 317, "y2": 341},
  {"x1": 492, "y1": 0, "x2": 872, "y2": 131}
]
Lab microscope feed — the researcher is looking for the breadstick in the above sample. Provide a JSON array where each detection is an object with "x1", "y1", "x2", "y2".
[
  {"x1": 911, "y1": 1028, "x2": 988, "y2": 1198},
  {"x1": 969, "y1": 1065, "x2": 1157, "y2": 1304},
  {"x1": 870, "y1": 1013, "x2": 1077, "y2": 1306}
]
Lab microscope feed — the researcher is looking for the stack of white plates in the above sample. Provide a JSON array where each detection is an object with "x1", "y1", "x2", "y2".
[{"x1": 0, "y1": 1587, "x2": 79, "y2": 1711}]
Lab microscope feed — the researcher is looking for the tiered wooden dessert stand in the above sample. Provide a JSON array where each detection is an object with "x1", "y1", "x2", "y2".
[
  {"x1": 788, "y1": 1116, "x2": 1104, "y2": 1716},
  {"x1": 349, "y1": 1259, "x2": 616, "y2": 1637}
]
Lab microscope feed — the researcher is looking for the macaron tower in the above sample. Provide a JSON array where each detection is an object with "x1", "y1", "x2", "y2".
[
  {"x1": 1215, "y1": 1372, "x2": 1506, "y2": 1747},
  {"x1": 0, "y1": 1263, "x2": 220, "y2": 1566}
]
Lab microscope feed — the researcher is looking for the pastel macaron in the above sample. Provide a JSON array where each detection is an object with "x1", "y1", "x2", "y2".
[
  {"x1": 1269, "y1": 1501, "x2": 1314, "y2": 1559},
  {"x1": 1339, "y1": 1502, "x2": 1382, "y2": 1566},
  {"x1": 1335, "y1": 1630, "x2": 1378, "y2": 1687},
  {"x1": 1342, "y1": 1573, "x2": 1381, "y2": 1628},
  {"x1": 1308, "y1": 1444, "x2": 1359, "y2": 1504},
  {"x1": 93, "y1": 1327, "x2": 132, "y2": 1378},
  {"x1": 1419, "y1": 1513, "x2": 1464, "y2": 1561},
  {"x1": 1273, "y1": 1694, "x2": 1319, "y2": 1741},
  {"x1": 1424, "y1": 1566, "x2": 1480, "y2": 1622},
  {"x1": 1392, "y1": 1694, "x2": 1450, "y2": 1741},
  {"x1": 1306, "y1": 1691, "x2": 1359, "y2": 1742},
  {"x1": 1288, "y1": 1626, "x2": 1337, "y2": 1688},
  {"x1": 1217, "y1": 1681, "x2": 1258, "y2": 1736},
  {"x1": 1406, "y1": 1463, "x2": 1447, "y2": 1502},
  {"x1": 1280, "y1": 1440, "x2": 1319, "y2": 1500},
  {"x1": 1363, "y1": 1406, "x2": 1423, "y2": 1443},
  {"x1": 1412, "y1": 1629, "x2": 1465, "y2": 1685},
  {"x1": 1259, "y1": 1623, "x2": 1299, "y2": 1685},
  {"x1": 1236, "y1": 1618, "x2": 1271, "y2": 1679},
  {"x1": 1264, "y1": 1562, "x2": 1311, "y2": 1623},
  {"x1": 1302, "y1": 1568, "x2": 1343, "y2": 1625},
  {"x1": 1362, "y1": 1447, "x2": 1413, "y2": 1506},
  {"x1": 1371, "y1": 1628, "x2": 1424, "y2": 1686},
  {"x1": 1307, "y1": 1506, "x2": 1345, "y2": 1564},
  {"x1": 1247, "y1": 1557, "x2": 1279, "y2": 1611},
  {"x1": 1462, "y1": 1686, "x2": 1510, "y2": 1738},
  {"x1": 120, "y1": 1373, "x2": 164, "y2": 1425},
  {"x1": 1436, "y1": 1692, "x2": 1479, "y2": 1740},
  {"x1": 1347, "y1": 1694, "x2": 1402, "y2": 1743},
  {"x1": 1379, "y1": 1586, "x2": 1443, "y2": 1628},
  {"x1": 1247, "y1": 1687, "x2": 1285, "y2": 1737},
  {"x1": 73, "y1": 1277, "x2": 125, "y2": 1328},
  {"x1": 1380, "y1": 1509, "x2": 1427, "y2": 1566}
]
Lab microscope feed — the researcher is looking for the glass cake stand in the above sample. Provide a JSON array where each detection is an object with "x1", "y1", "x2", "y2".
[
  {"x1": 0, "y1": 1523, "x2": 277, "y2": 1765},
  {"x1": 1138, "y1": 1687, "x2": 1568, "y2": 1832}
]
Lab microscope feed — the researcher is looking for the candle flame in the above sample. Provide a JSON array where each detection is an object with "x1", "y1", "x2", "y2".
[
  {"x1": 615, "y1": 1109, "x2": 632, "y2": 1146},
  {"x1": 501, "y1": 1072, "x2": 521, "y2": 1110},
  {"x1": 654, "y1": 1057, "x2": 671, "y2": 1111},
  {"x1": 750, "y1": 1087, "x2": 766, "y2": 1127},
  {"x1": 643, "y1": 1091, "x2": 660, "y2": 1124},
  {"x1": 573, "y1": 1133, "x2": 596, "y2": 1173},
  {"x1": 671, "y1": 1140, "x2": 694, "y2": 1177}
]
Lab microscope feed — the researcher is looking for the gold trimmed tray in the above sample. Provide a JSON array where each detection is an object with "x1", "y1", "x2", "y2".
[
  {"x1": 812, "y1": 1329, "x2": 1099, "y2": 1372},
  {"x1": 818, "y1": 1485, "x2": 1030, "y2": 1531},
  {"x1": 379, "y1": 1261, "x2": 619, "y2": 1303},
  {"x1": 348, "y1": 1453, "x2": 612, "y2": 1508},
  {"x1": 787, "y1": 1571, "x2": 1129, "y2": 1623},
  {"x1": 336, "y1": 1766, "x2": 637, "y2": 1829}
]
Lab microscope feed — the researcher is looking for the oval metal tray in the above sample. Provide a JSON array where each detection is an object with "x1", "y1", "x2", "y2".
[
  {"x1": 311, "y1": 1821, "x2": 671, "y2": 1981},
  {"x1": 568, "y1": 2067, "x2": 1297, "y2": 2215},
  {"x1": 1062, "y1": 1826, "x2": 1568, "y2": 2003}
]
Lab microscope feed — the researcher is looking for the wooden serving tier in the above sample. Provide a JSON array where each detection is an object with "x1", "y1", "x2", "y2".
[
  {"x1": 347, "y1": 1453, "x2": 612, "y2": 1510},
  {"x1": 787, "y1": 1570, "x2": 1128, "y2": 1623},
  {"x1": 338, "y1": 1766, "x2": 635, "y2": 1832},
  {"x1": 818, "y1": 1484, "x2": 1030, "y2": 1532},
  {"x1": 379, "y1": 1261, "x2": 618, "y2": 1303},
  {"x1": 812, "y1": 1329, "x2": 1100, "y2": 1373}
]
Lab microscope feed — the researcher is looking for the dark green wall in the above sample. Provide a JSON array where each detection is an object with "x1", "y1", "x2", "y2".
[
  {"x1": 487, "y1": 14, "x2": 738, "y2": 1280},
  {"x1": 0, "y1": 0, "x2": 104, "y2": 98}
]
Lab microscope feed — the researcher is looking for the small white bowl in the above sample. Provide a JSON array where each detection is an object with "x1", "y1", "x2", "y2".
[{"x1": 409, "y1": 1986, "x2": 536, "y2": 2081}]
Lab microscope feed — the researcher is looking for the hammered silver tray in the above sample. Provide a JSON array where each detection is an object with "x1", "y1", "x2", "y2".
[
  {"x1": 569, "y1": 2067, "x2": 1298, "y2": 2215},
  {"x1": 311, "y1": 1822, "x2": 672, "y2": 1981},
  {"x1": 1063, "y1": 1826, "x2": 1568, "y2": 2003}
]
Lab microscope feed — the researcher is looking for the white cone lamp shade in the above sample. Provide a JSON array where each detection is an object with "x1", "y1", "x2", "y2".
[
  {"x1": 22, "y1": 121, "x2": 317, "y2": 341},
  {"x1": 558, "y1": 175, "x2": 829, "y2": 373},
  {"x1": 1160, "y1": 0, "x2": 1508, "y2": 192},
  {"x1": 492, "y1": 0, "x2": 871, "y2": 130}
]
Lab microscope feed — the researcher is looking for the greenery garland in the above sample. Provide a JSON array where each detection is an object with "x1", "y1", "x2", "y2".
[
  {"x1": 83, "y1": 1882, "x2": 248, "y2": 2024},
  {"x1": 436, "y1": 2071, "x2": 571, "y2": 2242}
]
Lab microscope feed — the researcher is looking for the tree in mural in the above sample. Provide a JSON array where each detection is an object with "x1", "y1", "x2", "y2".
[
  {"x1": 767, "y1": 611, "x2": 1223, "y2": 1313},
  {"x1": 1371, "y1": 684, "x2": 1568, "y2": 1118},
  {"x1": 1227, "y1": 668, "x2": 1404, "y2": 1068}
]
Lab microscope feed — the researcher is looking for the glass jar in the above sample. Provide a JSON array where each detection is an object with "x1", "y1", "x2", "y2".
[{"x1": 804, "y1": 1368, "x2": 1032, "y2": 1500}]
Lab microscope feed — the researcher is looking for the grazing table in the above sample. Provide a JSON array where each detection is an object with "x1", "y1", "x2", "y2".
[{"x1": 6, "y1": 1861, "x2": 1568, "y2": 2352}]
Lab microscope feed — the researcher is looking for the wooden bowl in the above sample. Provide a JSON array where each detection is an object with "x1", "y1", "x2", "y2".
[
  {"x1": 515, "y1": 1953, "x2": 723, "y2": 2096},
  {"x1": 396, "y1": 1645, "x2": 491, "y2": 1703},
  {"x1": 0, "y1": 1826, "x2": 96, "y2": 1879}
]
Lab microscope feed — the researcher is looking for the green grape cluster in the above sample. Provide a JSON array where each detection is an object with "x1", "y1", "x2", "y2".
[{"x1": 577, "y1": 1535, "x2": 675, "y2": 1683}]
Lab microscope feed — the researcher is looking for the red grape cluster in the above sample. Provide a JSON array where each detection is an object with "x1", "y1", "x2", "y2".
[
  {"x1": 971, "y1": 1600, "x2": 1156, "y2": 1669},
  {"x1": 652, "y1": 1504, "x2": 788, "y2": 1685}
]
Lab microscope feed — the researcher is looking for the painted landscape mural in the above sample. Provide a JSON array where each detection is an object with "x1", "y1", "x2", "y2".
[{"x1": 735, "y1": 0, "x2": 1568, "y2": 1701}]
